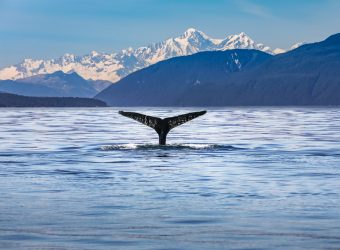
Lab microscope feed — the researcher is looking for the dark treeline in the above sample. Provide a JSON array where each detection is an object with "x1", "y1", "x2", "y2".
[{"x1": 0, "y1": 92, "x2": 107, "y2": 107}]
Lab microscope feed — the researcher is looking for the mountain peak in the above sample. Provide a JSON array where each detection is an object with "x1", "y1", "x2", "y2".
[
  {"x1": 0, "y1": 28, "x2": 285, "y2": 82},
  {"x1": 186, "y1": 27, "x2": 198, "y2": 33},
  {"x1": 182, "y1": 27, "x2": 208, "y2": 39},
  {"x1": 235, "y1": 32, "x2": 252, "y2": 40},
  {"x1": 238, "y1": 32, "x2": 248, "y2": 37},
  {"x1": 90, "y1": 51, "x2": 100, "y2": 57},
  {"x1": 184, "y1": 27, "x2": 202, "y2": 34}
]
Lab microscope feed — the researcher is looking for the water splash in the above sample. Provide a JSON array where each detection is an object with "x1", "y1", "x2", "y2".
[{"x1": 100, "y1": 143, "x2": 242, "y2": 151}]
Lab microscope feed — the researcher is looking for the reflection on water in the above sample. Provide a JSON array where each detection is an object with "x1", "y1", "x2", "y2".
[{"x1": 0, "y1": 107, "x2": 340, "y2": 249}]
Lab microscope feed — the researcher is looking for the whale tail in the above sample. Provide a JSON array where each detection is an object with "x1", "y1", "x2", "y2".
[{"x1": 118, "y1": 110, "x2": 207, "y2": 145}]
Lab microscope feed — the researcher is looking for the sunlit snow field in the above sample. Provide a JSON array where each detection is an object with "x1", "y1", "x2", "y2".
[{"x1": 1, "y1": 107, "x2": 340, "y2": 249}]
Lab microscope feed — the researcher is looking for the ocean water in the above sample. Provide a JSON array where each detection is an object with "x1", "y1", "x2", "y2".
[{"x1": 1, "y1": 107, "x2": 340, "y2": 250}]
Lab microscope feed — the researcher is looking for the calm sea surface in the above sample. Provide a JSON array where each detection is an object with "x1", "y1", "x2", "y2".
[{"x1": 1, "y1": 107, "x2": 340, "y2": 249}]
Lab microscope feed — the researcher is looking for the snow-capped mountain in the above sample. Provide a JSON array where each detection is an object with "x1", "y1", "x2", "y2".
[
  {"x1": 290, "y1": 42, "x2": 308, "y2": 50},
  {"x1": 96, "y1": 33, "x2": 340, "y2": 106},
  {"x1": 0, "y1": 28, "x2": 286, "y2": 83}
]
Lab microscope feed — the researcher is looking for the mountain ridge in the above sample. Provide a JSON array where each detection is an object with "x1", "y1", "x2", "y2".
[
  {"x1": 95, "y1": 49, "x2": 273, "y2": 106},
  {"x1": 95, "y1": 33, "x2": 340, "y2": 106},
  {"x1": 0, "y1": 71, "x2": 105, "y2": 98},
  {"x1": 0, "y1": 28, "x2": 289, "y2": 83}
]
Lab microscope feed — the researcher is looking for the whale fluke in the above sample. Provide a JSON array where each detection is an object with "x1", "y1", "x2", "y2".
[{"x1": 118, "y1": 111, "x2": 207, "y2": 145}]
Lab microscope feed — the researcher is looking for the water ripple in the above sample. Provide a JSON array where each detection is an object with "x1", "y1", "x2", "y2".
[{"x1": 1, "y1": 107, "x2": 340, "y2": 250}]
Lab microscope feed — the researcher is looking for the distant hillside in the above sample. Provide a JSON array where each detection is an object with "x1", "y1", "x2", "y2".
[
  {"x1": 0, "y1": 92, "x2": 107, "y2": 107},
  {"x1": 96, "y1": 33, "x2": 340, "y2": 106},
  {"x1": 96, "y1": 49, "x2": 273, "y2": 106},
  {"x1": 0, "y1": 71, "x2": 109, "y2": 98}
]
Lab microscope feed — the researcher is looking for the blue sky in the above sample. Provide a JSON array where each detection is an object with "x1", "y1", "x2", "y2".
[{"x1": 0, "y1": 0, "x2": 340, "y2": 67}]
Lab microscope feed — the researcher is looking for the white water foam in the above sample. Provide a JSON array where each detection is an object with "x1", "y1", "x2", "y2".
[
  {"x1": 100, "y1": 143, "x2": 237, "y2": 151},
  {"x1": 101, "y1": 144, "x2": 139, "y2": 151}
]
